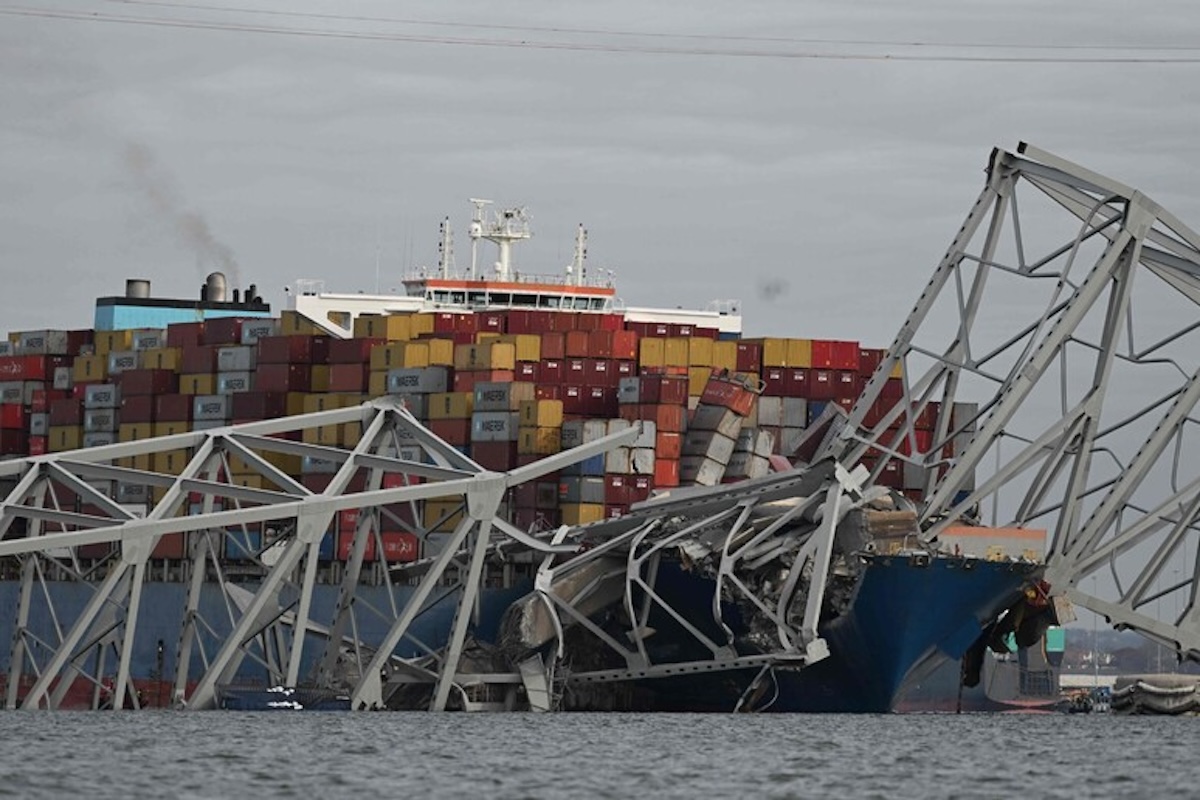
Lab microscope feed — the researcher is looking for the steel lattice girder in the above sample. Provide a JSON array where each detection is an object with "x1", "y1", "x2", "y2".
[
  {"x1": 819, "y1": 142, "x2": 1200, "y2": 661},
  {"x1": 0, "y1": 398, "x2": 641, "y2": 709}
]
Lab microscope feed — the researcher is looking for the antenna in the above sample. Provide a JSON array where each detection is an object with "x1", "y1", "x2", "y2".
[{"x1": 468, "y1": 198, "x2": 492, "y2": 280}]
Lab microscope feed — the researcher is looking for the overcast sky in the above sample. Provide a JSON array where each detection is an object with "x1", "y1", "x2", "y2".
[{"x1": 3, "y1": 0, "x2": 1200, "y2": 342}]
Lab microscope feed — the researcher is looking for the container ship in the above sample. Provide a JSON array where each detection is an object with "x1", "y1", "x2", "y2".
[{"x1": 0, "y1": 200, "x2": 1056, "y2": 712}]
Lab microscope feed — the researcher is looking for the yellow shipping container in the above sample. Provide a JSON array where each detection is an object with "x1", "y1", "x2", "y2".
[
  {"x1": 475, "y1": 332, "x2": 500, "y2": 344},
  {"x1": 302, "y1": 393, "x2": 345, "y2": 413},
  {"x1": 664, "y1": 337, "x2": 690, "y2": 368},
  {"x1": 152, "y1": 421, "x2": 190, "y2": 437},
  {"x1": 138, "y1": 347, "x2": 182, "y2": 371},
  {"x1": 410, "y1": 314, "x2": 436, "y2": 337},
  {"x1": 496, "y1": 334, "x2": 541, "y2": 362},
  {"x1": 759, "y1": 337, "x2": 790, "y2": 367},
  {"x1": 280, "y1": 310, "x2": 323, "y2": 336},
  {"x1": 151, "y1": 450, "x2": 190, "y2": 475},
  {"x1": 711, "y1": 340, "x2": 738, "y2": 372},
  {"x1": 368, "y1": 370, "x2": 388, "y2": 397},
  {"x1": 302, "y1": 423, "x2": 341, "y2": 446},
  {"x1": 72, "y1": 354, "x2": 108, "y2": 383},
  {"x1": 454, "y1": 342, "x2": 516, "y2": 371},
  {"x1": 518, "y1": 426, "x2": 562, "y2": 455},
  {"x1": 427, "y1": 392, "x2": 473, "y2": 420},
  {"x1": 179, "y1": 374, "x2": 216, "y2": 395},
  {"x1": 639, "y1": 338, "x2": 665, "y2": 368},
  {"x1": 426, "y1": 339, "x2": 455, "y2": 367},
  {"x1": 95, "y1": 330, "x2": 133, "y2": 356},
  {"x1": 119, "y1": 422, "x2": 154, "y2": 442},
  {"x1": 398, "y1": 342, "x2": 430, "y2": 369},
  {"x1": 370, "y1": 343, "x2": 401, "y2": 371},
  {"x1": 354, "y1": 313, "x2": 412, "y2": 341},
  {"x1": 688, "y1": 366, "x2": 712, "y2": 396},
  {"x1": 423, "y1": 499, "x2": 465, "y2": 532},
  {"x1": 311, "y1": 364, "x2": 331, "y2": 392},
  {"x1": 233, "y1": 475, "x2": 265, "y2": 490},
  {"x1": 342, "y1": 421, "x2": 362, "y2": 447},
  {"x1": 49, "y1": 425, "x2": 82, "y2": 452},
  {"x1": 786, "y1": 338, "x2": 813, "y2": 368},
  {"x1": 285, "y1": 392, "x2": 309, "y2": 416},
  {"x1": 519, "y1": 399, "x2": 564, "y2": 428},
  {"x1": 561, "y1": 503, "x2": 605, "y2": 526},
  {"x1": 688, "y1": 337, "x2": 714, "y2": 368}
]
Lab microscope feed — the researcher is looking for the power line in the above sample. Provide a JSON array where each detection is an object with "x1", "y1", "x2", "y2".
[{"x1": 4, "y1": 4, "x2": 1200, "y2": 64}]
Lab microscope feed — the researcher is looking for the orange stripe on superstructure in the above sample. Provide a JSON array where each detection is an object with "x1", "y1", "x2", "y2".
[{"x1": 941, "y1": 526, "x2": 1047, "y2": 541}]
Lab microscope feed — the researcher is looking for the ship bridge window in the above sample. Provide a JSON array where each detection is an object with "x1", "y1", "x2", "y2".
[
  {"x1": 490, "y1": 293, "x2": 511, "y2": 305},
  {"x1": 468, "y1": 292, "x2": 487, "y2": 306},
  {"x1": 571, "y1": 297, "x2": 591, "y2": 310},
  {"x1": 512, "y1": 293, "x2": 536, "y2": 306},
  {"x1": 539, "y1": 296, "x2": 561, "y2": 308},
  {"x1": 451, "y1": 291, "x2": 466, "y2": 304}
]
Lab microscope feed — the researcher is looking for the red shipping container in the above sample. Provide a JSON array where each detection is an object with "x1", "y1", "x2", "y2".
[
  {"x1": 257, "y1": 335, "x2": 329, "y2": 365},
  {"x1": 834, "y1": 396, "x2": 855, "y2": 414},
  {"x1": 257, "y1": 363, "x2": 312, "y2": 393},
  {"x1": 604, "y1": 474, "x2": 631, "y2": 506},
  {"x1": 28, "y1": 435, "x2": 47, "y2": 456},
  {"x1": 761, "y1": 367, "x2": 787, "y2": 397},
  {"x1": 656, "y1": 431, "x2": 683, "y2": 460},
  {"x1": 598, "y1": 314, "x2": 625, "y2": 332},
  {"x1": 640, "y1": 404, "x2": 686, "y2": 433},
  {"x1": 639, "y1": 375, "x2": 689, "y2": 406},
  {"x1": 898, "y1": 429, "x2": 935, "y2": 456},
  {"x1": 535, "y1": 384, "x2": 561, "y2": 400},
  {"x1": 736, "y1": 342, "x2": 762, "y2": 373},
  {"x1": 329, "y1": 337, "x2": 383, "y2": 364},
  {"x1": 0, "y1": 429, "x2": 26, "y2": 453},
  {"x1": 670, "y1": 323, "x2": 694, "y2": 338},
  {"x1": 809, "y1": 369, "x2": 836, "y2": 400},
  {"x1": 428, "y1": 419, "x2": 470, "y2": 446},
  {"x1": 380, "y1": 531, "x2": 419, "y2": 563},
  {"x1": 588, "y1": 330, "x2": 638, "y2": 360},
  {"x1": 699, "y1": 376, "x2": 754, "y2": 415},
  {"x1": 506, "y1": 310, "x2": 533, "y2": 334},
  {"x1": 453, "y1": 372, "x2": 478, "y2": 393},
  {"x1": 834, "y1": 370, "x2": 859, "y2": 398},
  {"x1": 477, "y1": 312, "x2": 505, "y2": 334},
  {"x1": 121, "y1": 395, "x2": 156, "y2": 423},
  {"x1": 167, "y1": 322, "x2": 206, "y2": 348},
  {"x1": 629, "y1": 474, "x2": 654, "y2": 503},
  {"x1": 540, "y1": 333, "x2": 566, "y2": 360},
  {"x1": 585, "y1": 386, "x2": 617, "y2": 417},
  {"x1": 338, "y1": 508, "x2": 360, "y2": 533},
  {"x1": 561, "y1": 385, "x2": 587, "y2": 415},
  {"x1": 858, "y1": 348, "x2": 885, "y2": 377},
  {"x1": 604, "y1": 505, "x2": 628, "y2": 519},
  {"x1": 49, "y1": 398, "x2": 84, "y2": 426},
  {"x1": 627, "y1": 321, "x2": 670, "y2": 338},
  {"x1": 67, "y1": 329, "x2": 94, "y2": 356},
  {"x1": 914, "y1": 401, "x2": 940, "y2": 431},
  {"x1": 181, "y1": 344, "x2": 219, "y2": 374},
  {"x1": 654, "y1": 458, "x2": 680, "y2": 488},
  {"x1": 150, "y1": 533, "x2": 187, "y2": 560},
  {"x1": 337, "y1": 530, "x2": 377, "y2": 562},
  {"x1": 547, "y1": 312, "x2": 577, "y2": 333},
  {"x1": 0, "y1": 356, "x2": 70, "y2": 381},
  {"x1": 204, "y1": 317, "x2": 247, "y2": 345},
  {"x1": 515, "y1": 361, "x2": 540, "y2": 382},
  {"x1": 155, "y1": 394, "x2": 193, "y2": 422},
  {"x1": 329, "y1": 363, "x2": 370, "y2": 392},
  {"x1": 834, "y1": 340, "x2": 861, "y2": 371},
  {"x1": 540, "y1": 359, "x2": 564, "y2": 384},
  {"x1": 695, "y1": 327, "x2": 719, "y2": 340},
  {"x1": 0, "y1": 405, "x2": 26, "y2": 430},
  {"x1": 585, "y1": 359, "x2": 615, "y2": 388},
  {"x1": 564, "y1": 331, "x2": 589, "y2": 358},
  {"x1": 118, "y1": 369, "x2": 179, "y2": 396},
  {"x1": 232, "y1": 391, "x2": 290, "y2": 420},
  {"x1": 564, "y1": 358, "x2": 587, "y2": 382},
  {"x1": 30, "y1": 389, "x2": 69, "y2": 414},
  {"x1": 615, "y1": 360, "x2": 636, "y2": 380},
  {"x1": 471, "y1": 441, "x2": 517, "y2": 471}
]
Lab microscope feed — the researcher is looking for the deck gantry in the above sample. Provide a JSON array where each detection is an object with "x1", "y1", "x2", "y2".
[{"x1": 818, "y1": 142, "x2": 1200, "y2": 663}]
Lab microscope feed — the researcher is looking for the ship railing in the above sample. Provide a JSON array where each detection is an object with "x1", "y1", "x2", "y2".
[{"x1": 403, "y1": 270, "x2": 615, "y2": 289}]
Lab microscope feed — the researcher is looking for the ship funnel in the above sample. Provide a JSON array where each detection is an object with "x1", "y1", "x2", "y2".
[
  {"x1": 125, "y1": 278, "x2": 151, "y2": 299},
  {"x1": 205, "y1": 271, "x2": 228, "y2": 302}
]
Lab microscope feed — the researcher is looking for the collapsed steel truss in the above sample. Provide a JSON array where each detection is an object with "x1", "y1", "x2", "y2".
[{"x1": 822, "y1": 142, "x2": 1200, "y2": 661}]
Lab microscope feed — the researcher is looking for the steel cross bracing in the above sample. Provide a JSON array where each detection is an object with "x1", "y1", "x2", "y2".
[
  {"x1": 0, "y1": 398, "x2": 640, "y2": 710},
  {"x1": 814, "y1": 142, "x2": 1200, "y2": 663}
]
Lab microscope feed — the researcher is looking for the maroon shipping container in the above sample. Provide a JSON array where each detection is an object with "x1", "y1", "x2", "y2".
[
  {"x1": 563, "y1": 358, "x2": 587, "y2": 383},
  {"x1": 0, "y1": 429, "x2": 28, "y2": 454},
  {"x1": 121, "y1": 395, "x2": 156, "y2": 424},
  {"x1": 808, "y1": 369, "x2": 836, "y2": 400},
  {"x1": 834, "y1": 370, "x2": 859, "y2": 399},
  {"x1": 118, "y1": 369, "x2": 179, "y2": 396},
  {"x1": 535, "y1": 384, "x2": 561, "y2": 401},
  {"x1": 257, "y1": 335, "x2": 330, "y2": 365},
  {"x1": 585, "y1": 386, "x2": 617, "y2": 417},
  {"x1": 786, "y1": 368, "x2": 810, "y2": 398},
  {"x1": 639, "y1": 375, "x2": 689, "y2": 406},
  {"x1": 30, "y1": 389, "x2": 70, "y2": 414},
  {"x1": 428, "y1": 419, "x2": 470, "y2": 446},
  {"x1": 540, "y1": 332, "x2": 565, "y2": 360},
  {"x1": 881, "y1": 378, "x2": 905, "y2": 400},
  {"x1": 328, "y1": 337, "x2": 383, "y2": 364},
  {"x1": 476, "y1": 312, "x2": 505, "y2": 334},
  {"x1": 257, "y1": 363, "x2": 312, "y2": 393},
  {"x1": 618, "y1": 403, "x2": 686, "y2": 433},
  {"x1": 0, "y1": 404, "x2": 26, "y2": 430},
  {"x1": 155, "y1": 394, "x2": 193, "y2": 422},
  {"x1": 540, "y1": 359, "x2": 564, "y2": 384},
  {"x1": 167, "y1": 321, "x2": 206, "y2": 348},
  {"x1": 629, "y1": 474, "x2": 654, "y2": 503},
  {"x1": 858, "y1": 347, "x2": 885, "y2": 377},
  {"x1": 626, "y1": 321, "x2": 670, "y2": 338},
  {"x1": 49, "y1": 398, "x2": 84, "y2": 426},
  {"x1": 736, "y1": 342, "x2": 762, "y2": 373},
  {"x1": 585, "y1": 359, "x2": 615, "y2": 388},
  {"x1": 604, "y1": 474, "x2": 632, "y2": 506},
  {"x1": 505, "y1": 309, "x2": 533, "y2": 334},
  {"x1": 204, "y1": 317, "x2": 248, "y2": 345},
  {"x1": 328, "y1": 363, "x2": 370, "y2": 392},
  {"x1": 615, "y1": 360, "x2": 636, "y2": 380},
  {"x1": 232, "y1": 391, "x2": 291, "y2": 420},
  {"x1": 515, "y1": 361, "x2": 540, "y2": 382},
  {"x1": 180, "y1": 344, "x2": 218, "y2": 375},
  {"x1": 547, "y1": 312, "x2": 578, "y2": 333},
  {"x1": 151, "y1": 533, "x2": 187, "y2": 560},
  {"x1": 471, "y1": 441, "x2": 517, "y2": 471},
  {"x1": 28, "y1": 436, "x2": 47, "y2": 456},
  {"x1": 565, "y1": 331, "x2": 590, "y2": 358},
  {"x1": 561, "y1": 385, "x2": 587, "y2": 415},
  {"x1": 594, "y1": 330, "x2": 638, "y2": 360}
]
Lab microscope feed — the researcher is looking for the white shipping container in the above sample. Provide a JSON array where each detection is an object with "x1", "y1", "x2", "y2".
[
  {"x1": 605, "y1": 447, "x2": 630, "y2": 474},
  {"x1": 0, "y1": 342, "x2": 12, "y2": 357},
  {"x1": 387, "y1": 367, "x2": 449, "y2": 395},
  {"x1": 83, "y1": 409, "x2": 119, "y2": 432},
  {"x1": 392, "y1": 393, "x2": 428, "y2": 418},
  {"x1": 191, "y1": 418, "x2": 227, "y2": 431},
  {"x1": 726, "y1": 452, "x2": 770, "y2": 480},
  {"x1": 217, "y1": 346, "x2": 257, "y2": 373},
  {"x1": 606, "y1": 418, "x2": 632, "y2": 435},
  {"x1": 781, "y1": 398, "x2": 808, "y2": 429},
  {"x1": 397, "y1": 446, "x2": 425, "y2": 463},
  {"x1": 116, "y1": 482, "x2": 150, "y2": 504},
  {"x1": 679, "y1": 456, "x2": 727, "y2": 486},
  {"x1": 474, "y1": 382, "x2": 534, "y2": 412},
  {"x1": 83, "y1": 384, "x2": 121, "y2": 409},
  {"x1": 0, "y1": 381, "x2": 23, "y2": 405},
  {"x1": 682, "y1": 430, "x2": 737, "y2": 465},
  {"x1": 106, "y1": 350, "x2": 139, "y2": 375},
  {"x1": 240, "y1": 319, "x2": 280, "y2": 345},
  {"x1": 471, "y1": 411, "x2": 520, "y2": 442},
  {"x1": 689, "y1": 406, "x2": 745, "y2": 440},
  {"x1": 193, "y1": 394, "x2": 231, "y2": 422},
  {"x1": 758, "y1": 396, "x2": 784, "y2": 427},
  {"x1": 630, "y1": 447, "x2": 656, "y2": 474},
  {"x1": 131, "y1": 329, "x2": 167, "y2": 351},
  {"x1": 302, "y1": 455, "x2": 340, "y2": 474},
  {"x1": 216, "y1": 371, "x2": 254, "y2": 394},
  {"x1": 52, "y1": 366, "x2": 73, "y2": 391},
  {"x1": 17, "y1": 330, "x2": 70, "y2": 355},
  {"x1": 616, "y1": 377, "x2": 641, "y2": 405},
  {"x1": 82, "y1": 432, "x2": 117, "y2": 448},
  {"x1": 28, "y1": 412, "x2": 49, "y2": 436},
  {"x1": 631, "y1": 421, "x2": 656, "y2": 449}
]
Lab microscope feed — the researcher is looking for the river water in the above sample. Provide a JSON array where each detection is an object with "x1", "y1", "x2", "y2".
[{"x1": 0, "y1": 711, "x2": 1193, "y2": 799}]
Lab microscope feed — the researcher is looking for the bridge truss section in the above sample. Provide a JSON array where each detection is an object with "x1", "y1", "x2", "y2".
[
  {"x1": 0, "y1": 398, "x2": 638, "y2": 710},
  {"x1": 816, "y1": 142, "x2": 1200, "y2": 661}
]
